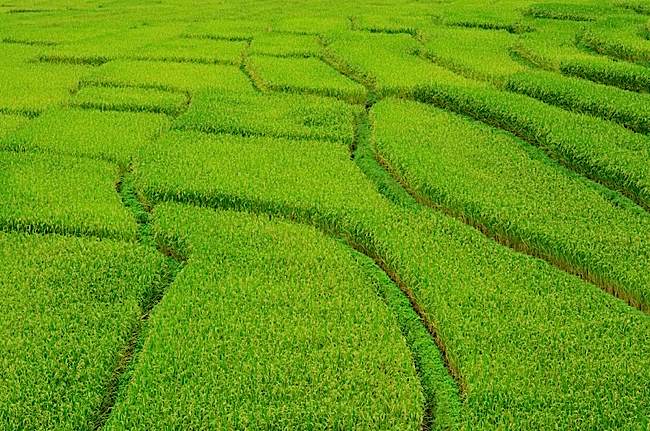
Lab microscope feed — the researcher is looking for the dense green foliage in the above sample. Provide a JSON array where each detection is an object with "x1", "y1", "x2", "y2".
[
  {"x1": 559, "y1": 57, "x2": 650, "y2": 92},
  {"x1": 134, "y1": 130, "x2": 384, "y2": 220},
  {"x1": 420, "y1": 26, "x2": 526, "y2": 83},
  {"x1": 0, "y1": 113, "x2": 29, "y2": 139},
  {"x1": 249, "y1": 33, "x2": 321, "y2": 57},
  {"x1": 246, "y1": 55, "x2": 367, "y2": 103},
  {"x1": 372, "y1": 98, "x2": 650, "y2": 309},
  {"x1": 105, "y1": 203, "x2": 425, "y2": 429},
  {"x1": 71, "y1": 86, "x2": 188, "y2": 115},
  {"x1": 130, "y1": 37, "x2": 247, "y2": 65},
  {"x1": 415, "y1": 84, "x2": 650, "y2": 209},
  {"x1": 506, "y1": 70, "x2": 650, "y2": 132},
  {"x1": 3, "y1": 0, "x2": 650, "y2": 429},
  {"x1": 0, "y1": 151, "x2": 137, "y2": 240},
  {"x1": 3, "y1": 108, "x2": 170, "y2": 165},
  {"x1": 0, "y1": 63, "x2": 91, "y2": 113},
  {"x1": 324, "y1": 32, "x2": 479, "y2": 97},
  {"x1": 84, "y1": 60, "x2": 253, "y2": 93},
  {"x1": 174, "y1": 90, "x2": 359, "y2": 143},
  {"x1": 0, "y1": 232, "x2": 166, "y2": 430}
]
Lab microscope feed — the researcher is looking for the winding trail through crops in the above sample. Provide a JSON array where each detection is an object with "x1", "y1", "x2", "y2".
[{"x1": 90, "y1": 171, "x2": 187, "y2": 430}]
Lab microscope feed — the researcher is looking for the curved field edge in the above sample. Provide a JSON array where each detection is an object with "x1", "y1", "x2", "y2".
[{"x1": 101, "y1": 202, "x2": 435, "y2": 429}]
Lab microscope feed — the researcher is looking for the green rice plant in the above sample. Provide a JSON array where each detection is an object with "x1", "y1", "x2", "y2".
[
  {"x1": 182, "y1": 19, "x2": 265, "y2": 41},
  {"x1": 434, "y1": 0, "x2": 532, "y2": 30},
  {"x1": 129, "y1": 37, "x2": 247, "y2": 65},
  {"x1": 578, "y1": 16, "x2": 650, "y2": 65},
  {"x1": 511, "y1": 20, "x2": 650, "y2": 91},
  {"x1": 0, "y1": 113, "x2": 29, "y2": 140},
  {"x1": 371, "y1": 206, "x2": 650, "y2": 430},
  {"x1": 4, "y1": 108, "x2": 170, "y2": 165},
  {"x1": 173, "y1": 90, "x2": 359, "y2": 144},
  {"x1": 0, "y1": 43, "x2": 42, "y2": 65},
  {"x1": 0, "y1": 151, "x2": 137, "y2": 240},
  {"x1": 131, "y1": 130, "x2": 650, "y2": 428},
  {"x1": 616, "y1": 0, "x2": 650, "y2": 15},
  {"x1": 523, "y1": 2, "x2": 612, "y2": 21},
  {"x1": 0, "y1": 63, "x2": 92, "y2": 114},
  {"x1": 70, "y1": 86, "x2": 188, "y2": 116},
  {"x1": 511, "y1": 19, "x2": 597, "y2": 71},
  {"x1": 441, "y1": 17, "x2": 534, "y2": 34},
  {"x1": 270, "y1": 15, "x2": 349, "y2": 34},
  {"x1": 104, "y1": 203, "x2": 424, "y2": 429},
  {"x1": 0, "y1": 232, "x2": 166, "y2": 430},
  {"x1": 420, "y1": 26, "x2": 528, "y2": 84},
  {"x1": 134, "y1": 130, "x2": 385, "y2": 222},
  {"x1": 351, "y1": 14, "x2": 432, "y2": 35},
  {"x1": 246, "y1": 55, "x2": 367, "y2": 103},
  {"x1": 249, "y1": 32, "x2": 321, "y2": 57},
  {"x1": 324, "y1": 32, "x2": 481, "y2": 97},
  {"x1": 414, "y1": 84, "x2": 650, "y2": 210},
  {"x1": 560, "y1": 56, "x2": 650, "y2": 92},
  {"x1": 506, "y1": 70, "x2": 650, "y2": 133},
  {"x1": 83, "y1": 60, "x2": 254, "y2": 94},
  {"x1": 37, "y1": 24, "x2": 182, "y2": 65},
  {"x1": 352, "y1": 251, "x2": 461, "y2": 431},
  {"x1": 372, "y1": 97, "x2": 650, "y2": 310}
]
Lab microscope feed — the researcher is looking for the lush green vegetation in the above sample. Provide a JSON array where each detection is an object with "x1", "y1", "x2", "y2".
[
  {"x1": 71, "y1": 86, "x2": 188, "y2": 116},
  {"x1": 506, "y1": 70, "x2": 650, "y2": 132},
  {"x1": 105, "y1": 203, "x2": 424, "y2": 429},
  {"x1": 372, "y1": 98, "x2": 650, "y2": 310},
  {"x1": 0, "y1": 232, "x2": 166, "y2": 430},
  {"x1": 415, "y1": 84, "x2": 650, "y2": 209},
  {"x1": 84, "y1": 60, "x2": 253, "y2": 93},
  {"x1": 324, "y1": 32, "x2": 479, "y2": 97},
  {"x1": 3, "y1": 0, "x2": 650, "y2": 429},
  {"x1": 174, "y1": 90, "x2": 359, "y2": 144},
  {"x1": 246, "y1": 55, "x2": 367, "y2": 103},
  {"x1": 0, "y1": 151, "x2": 137, "y2": 240},
  {"x1": 249, "y1": 33, "x2": 321, "y2": 57},
  {"x1": 134, "y1": 130, "x2": 384, "y2": 222},
  {"x1": 420, "y1": 26, "x2": 526, "y2": 84},
  {"x1": 3, "y1": 108, "x2": 169, "y2": 165}
]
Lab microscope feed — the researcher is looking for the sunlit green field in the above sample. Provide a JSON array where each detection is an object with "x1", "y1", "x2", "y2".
[{"x1": 2, "y1": 0, "x2": 650, "y2": 429}]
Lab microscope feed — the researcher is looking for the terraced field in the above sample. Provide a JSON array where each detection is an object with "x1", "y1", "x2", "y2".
[{"x1": 2, "y1": 0, "x2": 649, "y2": 429}]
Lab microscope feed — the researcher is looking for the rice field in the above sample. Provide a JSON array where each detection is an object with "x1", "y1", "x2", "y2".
[{"x1": 2, "y1": 0, "x2": 649, "y2": 429}]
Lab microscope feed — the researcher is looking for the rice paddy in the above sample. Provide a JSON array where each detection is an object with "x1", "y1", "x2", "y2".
[{"x1": 2, "y1": 0, "x2": 649, "y2": 429}]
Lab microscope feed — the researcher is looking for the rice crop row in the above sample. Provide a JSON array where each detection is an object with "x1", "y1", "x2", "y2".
[
  {"x1": 0, "y1": 232, "x2": 166, "y2": 430},
  {"x1": 371, "y1": 97, "x2": 650, "y2": 311},
  {"x1": 559, "y1": 57, "x2": 650, "y2": 92},
  {"x1": 506, "y1": 69, "x2": 650, "y2": 133},
  {"x1": 134, "y1": 130, "x2": 381, "y2": 222},
  {"x1": 128, "y1": 37, "x2": 247, "y2": 65},
  {"x1": 83, "y1": 60, "x2": 254, "y2": 94},
  {"x1": 523, "y1": 2, "x2": 611, "y2": 21},
  {"x1": 245, "y1": 55, "x2": 367, "y2": 104},
  {"x1": 70, "y1": 86, "x2": 189, "y2": 116},
  {"x1": 0, "y1": 113, "x2": 29, "y2": 140},
  {"x1": 249, "y1": 32, "x2": 321, "y2": 57},
  {"x1": 578, "y1": 17, "x2": 650, "y2": 65},
  {"x1": 173, "y1": 90, "x2": 360, "y2": 144},
  {"x1": 0, "y1": 63, "x2": 92, "y2": 114},
  {"x1": 414, "y1": 83, "x2": 650, "y2": 210},
  {"x1": 104, "y1": 203, "x2": 425, "y2": 430},
  {"x1": 510, "y1": 20, "x2": 650, "y2": 92},
  {"x1": 2, "y1": 107, "x2": 169, "y2": 166},
  {"x1": 130, "y1": 127, "x2": 650, "y2": 428},
  {"x1": 0, "y1": 151, "x2": 137, "y2": 240},
  {"x1": 419, "y1": 26, "x2": 527, "y2": 84},
  {"x1": 323, "y1": 32, "x2": 479, "y2": 98}
]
